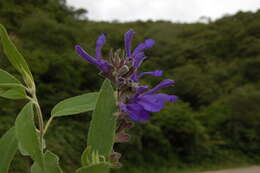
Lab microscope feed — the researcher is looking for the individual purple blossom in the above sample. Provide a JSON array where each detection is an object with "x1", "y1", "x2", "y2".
[
  {"x1": 75, "y1": 34, "x2": 111, "y2": 73},
  {"x1": 120, "y1": 79, "x2": 178, "y2": 122},
  {"x1": 123, "y1": 29, "x2": 162, "y2": 83},
  {"x1": 124, "y1": 29, "x2": 135, "y2": 58},
  {"x1": 132, "y1": 39, "x2": 155, "y2": 58},
  {"x1": 124, "y1": 29, "x2": 155, "y2": 67},
  {"x1": 133, "y1": 52, "x2": 146, "y2": 68},
  {"x1": 95, "y1": 34, "x2": 106, "y2": 59},
  {"x1": 131, "y1": 70, "x2": 163, "y2": 82}
]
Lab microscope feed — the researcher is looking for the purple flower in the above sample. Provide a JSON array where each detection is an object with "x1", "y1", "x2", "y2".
[
  {"x1": 120, "y1": 104, "x2": 150, "y2": 122},
  {"x1": 95, "y1": 34, "x2": 106, "y2": 59},
  {"x1": 124, "y1": 29, "x2": 135, "y2": 58},
  {"x1": 132, "y1": 39, "x2": 155, "y2": 58},
  {"x1": 123, "y1": 29, "x2": 160, "y2": 83},
  {"x1": 131, "y1": 70, "x2": 163, "y2": 82},
  {"x1": 124, "y1": 29, "x2": 155, "y2": 67},
  {"x1": 75, "y1": 29, "x2": 178, "y2": 123},
  {"x1": 120, "y1": 79, "x2": 178, "y2": 122},
  {"x1": 75, "y1": 34, "x2": 111, "y2": 73}
]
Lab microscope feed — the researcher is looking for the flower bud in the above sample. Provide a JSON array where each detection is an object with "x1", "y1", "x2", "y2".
[{"x1": 118, "y1": 65, "x2": 129, "y2": 76}]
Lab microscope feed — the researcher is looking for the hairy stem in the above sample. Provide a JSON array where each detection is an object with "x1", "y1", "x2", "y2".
[
  {"x1": 33, "y1": 94, "x2": 44, "y2": 152},
  {"x1": 43, "y1": 116, "x2": 54, "y2": 135},
  {"x1": 22, "y1": 69, "x2": 45, "y2": 151}
]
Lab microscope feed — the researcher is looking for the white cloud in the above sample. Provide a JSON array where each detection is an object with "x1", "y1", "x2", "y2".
[{"x1": 67, "y1": 0, "x2": 260, "y2": 22}]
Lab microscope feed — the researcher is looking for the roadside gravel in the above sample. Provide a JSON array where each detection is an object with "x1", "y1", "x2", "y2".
[{"x1": 201, "y1": 166, "x2": 260, "y2": 173}]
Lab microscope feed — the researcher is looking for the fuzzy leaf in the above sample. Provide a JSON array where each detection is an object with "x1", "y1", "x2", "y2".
[
  {"x1": 51, "y1": 92, "x2": 98, "y2": 117},
  {"x1": 15, "y1": 102, "x2": 44, "y2": 168},
  {"x1": 0, "y1": 24, "x2": 33, "y2": 79},
  {"x1": 18, "y1": 142, "x2": 29, "y2": 156},
  {"x1": 0, "y1": 84, "x2": 27, "y2": 99},
  {"x1": 76, "y1": 163, "x2": 110, "y2": 173},
  {"x1": 18, "y1": 132, "x2": 46, "y2": 157},
  {"x1": 0, "y1": 127, "x2": 18, "y2": 173},
  {"x1": 31, "y1": 151, "x2": 63, "y2": 173},
  {"x1": 0, "y1": 68, "x2": 21, "y2": 84},
  {"x1": 0, "y1": 69, "x2": 27, "y2": 99},
  {"x1": 87, "y1": 79, "x2": 117, "y2": 158}
]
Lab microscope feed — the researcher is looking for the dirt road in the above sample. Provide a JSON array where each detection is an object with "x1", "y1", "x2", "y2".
[{"x1": 202, "y1": 166, "x2": 260, "y2": 173}]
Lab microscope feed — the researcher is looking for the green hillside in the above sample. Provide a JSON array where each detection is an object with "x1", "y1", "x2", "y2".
[{"x1": 0, "y1": 0, "x2": 260, "y2": 172}]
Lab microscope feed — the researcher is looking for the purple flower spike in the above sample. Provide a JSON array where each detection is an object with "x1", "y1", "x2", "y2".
[
  {"x1": 124, "y1": 29, "x2": 135, "y2": 58},
  {"x1": 75, "y1": 45, "x2": 111, "y2": 73},
  {"x1": 96, "y1": 34, "x2": 106, "y2": 59},
  {"x1": 75, "y1": 29, "x2": 177, "y2": 123}
]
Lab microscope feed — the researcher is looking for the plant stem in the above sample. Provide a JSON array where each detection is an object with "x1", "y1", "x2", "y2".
[
  {"x1": 33, "y1": 94, "x2": 44, "y2": 152},
  {"x1": 22, "y1": 69, "x2": 45, "y2": 151},
  {"x1": 43, "y1": 116, "x2": 54, "y2": 135}
]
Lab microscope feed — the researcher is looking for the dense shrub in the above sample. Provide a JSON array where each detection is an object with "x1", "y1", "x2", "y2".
[{"x1": 0, "y1": 1, "x2": 260, "y2": 172}]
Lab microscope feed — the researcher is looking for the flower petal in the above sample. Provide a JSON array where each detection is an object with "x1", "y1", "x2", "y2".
[
  {"x1": 124, "y1": 29, "x2": 135, "y2": 58},
  {"x1": 132, "y1": 39, "x2": 155, "y2": 57},
  {"x1": 153, "y1": 94, "x2": 178, "y2": 102},
  {"x1": 75, "y1": 45, "x2": 98, "y2": 65},
  {"x1": 145, "y1": 79, "x2": 175, "y2": 95},
  {"x1": 119, "y1": 103, "x2": 128, "y2": 113},
  {"x1": 137, "y1": 95, "x2": 165, "y2": 112},
  {"x1": 137, "y1": 94, "x2": 177, "y2": 112},
  {"x1": 95, "y1": 34, "x2": 106, "y2": 59},
  {"x1": 121, "y1": 104, "x2": 150, "y2": 122},
  {"x1": 133, "y1": 52, "x2": 146, "y2": 68},
  {"x1": 134, "y1": 70, "x2": 163, "y2": 81},
  {"x1": 136, "y1": 86, "x2": 149, "y2": 94},
  {"x1": 75, "y1": 45, "x2": 111, "y2": 73},
  {"x1": 144, "y1": 39, "x2": 155, "y2": 49},
  {"x1": 97, "y1": 59, "x2": 111, "y2": 73}
]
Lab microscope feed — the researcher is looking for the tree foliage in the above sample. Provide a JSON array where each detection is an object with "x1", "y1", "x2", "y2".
[{"x1": 0, "y1": 0, "x2": 260, "y2": 172}]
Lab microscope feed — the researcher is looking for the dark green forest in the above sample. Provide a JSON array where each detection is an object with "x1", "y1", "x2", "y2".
[{"x1": 0, "y1": 0, "x2": 260, "y2": 172}]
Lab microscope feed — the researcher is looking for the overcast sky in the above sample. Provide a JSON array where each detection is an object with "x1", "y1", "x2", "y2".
[{"x1": 66, "y1": 0, "x2": 260, "y2": 22}]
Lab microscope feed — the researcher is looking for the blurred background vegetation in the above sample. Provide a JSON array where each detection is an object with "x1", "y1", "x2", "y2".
[{"x1": 0, "y1": 0, "x2": 260, "y2": 172}]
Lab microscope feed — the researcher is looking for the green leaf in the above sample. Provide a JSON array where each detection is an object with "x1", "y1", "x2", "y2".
[
  {"x1": 18, "y1": 131, "x2": 46, "y2": 156},
  {"x1": 51, "y1": 92, "x2": 98, "y2": 117},
  {"x1": 0, "y1": 24, "x2": 33, "y2": 79},
  {"x1": 87, "y1": 79, "x2": 117, "y2": 158},
  {"x1": 76, "y1": 163, "x2": 110, "y2": 173},
  {"x1": 0, "y1": 127, "x2": 18, "y2": 173},
  {"x1": 0, "y1": 83, "x2": 24, "y2": 88},
  {"x1": 31, "y1": 151, "x2": 63, "y2": 173},
  {"x1": 15, "y1": 102, "x2": 44, "y2": 168},
  {"x1": 0, "y1": 68, "x2": 21, "y2": 84},
  {"x1": 0, "y1": 86, "x2": 27, "y2": 99},
  {"x1": 18, "y1": 142, "x2": 29, "y2": 156},
  {"x1": 0, "y1": 69, "x2": 27, "y2": 99},
  {"x1": 81, "y1": 146, "x2": 92, "y2": 166}
]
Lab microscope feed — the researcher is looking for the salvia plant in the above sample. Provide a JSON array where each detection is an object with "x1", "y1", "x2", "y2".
[{"x1": 0, "y1": 24, "x2": 177, "y2": 173}]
